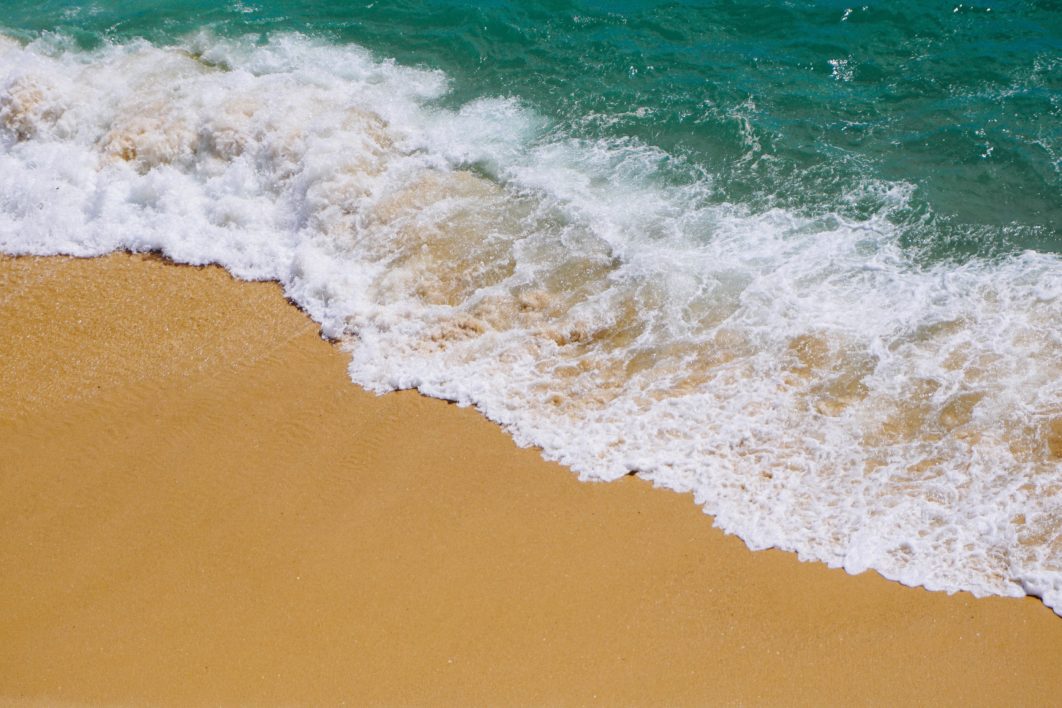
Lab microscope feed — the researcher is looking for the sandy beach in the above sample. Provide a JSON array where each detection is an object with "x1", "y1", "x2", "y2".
[{"x1": 1, "y1": 252, "x2": 1060, "y2": 705}]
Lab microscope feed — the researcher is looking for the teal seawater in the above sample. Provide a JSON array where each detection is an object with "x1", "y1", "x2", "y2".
[{"x1": 1, "y1": 0, "x2": 1059, "y2": 257}]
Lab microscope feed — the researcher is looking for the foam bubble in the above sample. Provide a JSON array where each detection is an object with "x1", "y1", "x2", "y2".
[{"x1": 1, "y1": 32, "x2": 1060, "y2": 613}]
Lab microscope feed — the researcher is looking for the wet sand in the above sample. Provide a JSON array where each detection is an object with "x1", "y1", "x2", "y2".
[{"x1": 1, "y1": 253, "x2": 1060, "y2": 705}]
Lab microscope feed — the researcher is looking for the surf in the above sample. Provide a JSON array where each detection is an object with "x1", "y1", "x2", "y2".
[{"x1": 1, "y1": 31, "x2": 1059, "y2": 612}]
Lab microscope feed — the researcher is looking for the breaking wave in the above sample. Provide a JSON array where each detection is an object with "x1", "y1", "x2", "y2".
[{"x1": 1, "y1": 32, "x2": 1059, "y2": 611}]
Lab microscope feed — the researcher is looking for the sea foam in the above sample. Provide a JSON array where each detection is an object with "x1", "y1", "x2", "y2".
[{"x1": 1, "y1": 32, "x2": 1060, "y2": 612}]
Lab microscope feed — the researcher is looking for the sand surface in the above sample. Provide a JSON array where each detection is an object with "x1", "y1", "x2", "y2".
[{"x1": 1, "y1": 253, "x2": 1060, "y2": 705}]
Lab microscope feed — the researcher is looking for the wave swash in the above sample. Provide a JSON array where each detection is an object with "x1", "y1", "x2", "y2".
[{"x1": 2, "y1": 33, "x2": 1060, "y2": 612}]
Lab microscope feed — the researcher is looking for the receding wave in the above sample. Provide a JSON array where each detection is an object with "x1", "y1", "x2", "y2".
[{"x1": 2, "y1": 32, "x2": 1059, "y2": 611}]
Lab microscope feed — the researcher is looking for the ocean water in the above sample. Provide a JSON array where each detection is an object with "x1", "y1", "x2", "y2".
[{"x1": 0, "y1": 2, "x2": 1059, "y2": 612}]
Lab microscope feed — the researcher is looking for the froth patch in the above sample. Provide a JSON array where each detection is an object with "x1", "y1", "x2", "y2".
[
  {"x1": 0, "y1": 73, "x2": 66, "y2": 141},
  {"x1": 101, "y1": 104, "x2": 198, "y2": 169}
]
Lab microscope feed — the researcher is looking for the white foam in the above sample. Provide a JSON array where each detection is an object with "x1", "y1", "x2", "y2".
[{"x1": 2, "y1": 32, "x2": 1060, "y2": 612}]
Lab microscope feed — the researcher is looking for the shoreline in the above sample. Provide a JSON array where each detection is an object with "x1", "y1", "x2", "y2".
[{"x1": 2, "y1": 252, "x2": 1060, "y2": 704}]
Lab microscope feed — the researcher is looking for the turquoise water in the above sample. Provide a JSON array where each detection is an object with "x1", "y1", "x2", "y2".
[
  {"x1": 1, "y1": 4, "x2": 1060, "y2": 610},
  {"x1": 2, "y1": 0, "x2": 1059, "y2": 256}
]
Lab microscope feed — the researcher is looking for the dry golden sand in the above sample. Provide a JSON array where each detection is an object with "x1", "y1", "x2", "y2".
[{"x1": 1, "y1": 253, "x2": 1060, "y2": 706}]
